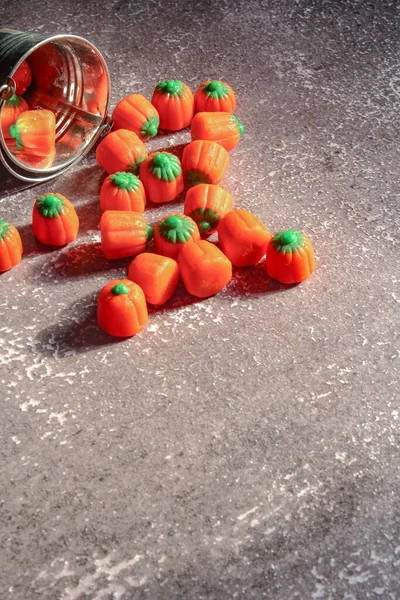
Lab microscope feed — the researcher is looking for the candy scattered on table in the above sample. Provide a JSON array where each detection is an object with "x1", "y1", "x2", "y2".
[
  {"x1": 190, "y1": 111, "x2": 244, "y2": 151},
  {"x1": 97, "y1": 279, "x2": 148, "y2": 337},
  {"x1": 95, "y1": 129, "x2": 148, "y2": 175},
  {"x1": 266, "y1": 230, "x2": 316, "y2": 284},
  {"x1": 112, "y1": 94, "x2": 160, "y2": 140},
  {"x1": 183, "y1": 183, "x2": 233, "y2": 235},
  {"x1": 154, "y1": 214, "x2": 200, "y2": 260},
  {"x1": 194, "y1": 79, "x2": 236, "y2": 113},
  {"x1": 100, "y1": 172, "x2": 146, "y2": 213},
  {"x1": 139, "y1": 152, "x2": 184, "y2": 204},
  {"x1": 0, "y1": 220, "x2": 23, "y2": 272},
  {"x1": 127, "y1": 253, "x2": 179, "y2": 306},
  {"x1": 1, "y1": 73, "x2": 316, "y2": 338},
  {"x1": 151, "y1": 79, "x2": 194, "y2": 131},
  {"x1": 32, "y1": 193, "x2": 79, "y2": 246},
  {"x1": 182, "y1": 140, "x2": 230, "y2": 187},
  {"x1": 100, "y1": 210, "x2": 153, "y2": 260}
]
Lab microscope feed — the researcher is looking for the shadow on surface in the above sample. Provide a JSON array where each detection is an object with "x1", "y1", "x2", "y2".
[
  {"x1": 226, "y1": 262, "x2": 293, "y2": 297},
  {"x1": 37, "y1": 242, "x2": 129, "y2": 281},
  {"x1": 36, "y1": 291, "x2": 125, "y2": 357}
]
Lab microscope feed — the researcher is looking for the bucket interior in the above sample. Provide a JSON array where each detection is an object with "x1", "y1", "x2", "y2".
[{"x1": 0, "y1": 36, "x2": 109, "y2": 178}]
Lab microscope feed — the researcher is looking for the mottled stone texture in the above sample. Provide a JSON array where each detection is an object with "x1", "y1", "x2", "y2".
[{"x1": 1, "y1": 1, "x2": 399, "y2": 599}]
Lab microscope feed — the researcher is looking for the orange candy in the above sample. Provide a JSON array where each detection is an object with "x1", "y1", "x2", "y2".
[
  {"x1": 178, "y1": 240, "x2": 232, "y2": 298},
  {"x1": 1, "y1": 94, "x2": 29, "y2": 140},
  {"x1": 218, "y1": 209, "x2": 271, "y2": 266},
  {"x1": 191, "y1": 112, "x2": 244, "y2": 152},
  {"x1": 266, "y1": 230, "x2": 316, "y2": 284},
  {"x1": 151, "y1": 79, "x2": 194, "y2": 131},
  {"x1": 153, "y1": 214, "x2": 200, "y2": 260},
  {"x1": 0, "y1": 220, "x2": 23, "y2": 272},
  {"x1": 194, "y1": 80, "x2": 236, "y2": 113},
  {"x1": 32, "y1": 193, "x2": 79, "y2": 246},
  {"x1": 112, "y1": 94, "x2": 159, "y2": 140},
  {"x1": 182, "y1": 140, "x2": 230, "y2": 187},
  {"x1": 100, "y1": 172, "x2": 146, "y2": 213},
  {"x1": 9, "y1": 109, "x2": 56, "y2": 157},
  {"x1": 100, "y1": 210, "x2": 153, "y2": 260},
  {"x1": 139, "y1": 152, "x2": 184, "y2": 204},
  {"x1": 96, "y1": 129, "x2": 148, "y2": 175},
  {"x1": 128, "y1": 253, "x2": 179, "y2": 306},
  {"x1": 97, "y1": 279, "x2": 148, "y2": 337},
  {"x1": 183, "y1": 183, "x2": 233, "y2": 235}
]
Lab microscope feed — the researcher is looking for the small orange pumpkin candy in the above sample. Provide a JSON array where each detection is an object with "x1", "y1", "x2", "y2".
[
  {"x1": 218, "y1": 209, "x2": 271, "y2": 267},
  {"x1": 183, "y1": 183, "x2": 233, "y2": 235},
  {"x1": 139, "y1": 152, "x2": 184, "y2": 204},
  {"x1": 266, "y1": 230, "x2": 316, "y2": 284},
  {"x1": 0, "y1": 220, "x2": 23, "y2": 272},
  {"x1": 151, "y1": 79, "x2": 194, "y2": 131},
  {"x1": 191, "y1": 112, "x2": 244, "y2": 152},
  {"x1": 96, "y1": 129, "x2": 148, "y2": 175},
  {"x1": 9, "y1": 109, "x2": 56, "y2": 157},
  {"x1": 194, "y1": 79, "x2": 236, "y2": 114},
  {"x1": 97, "y1": 279, "x2": 148, "y2": 337},
  {"x1": 16, "y1": 148, "x2": 56, "y2": 170},
  {"x1": 178, "y1": 240, "x2": 232, "y2": 299},
  {"x1": 32, "y1": 193, "x2": 79, "y2": 246},
  {"x1": 182, "y1": 140, "x2": 230, "y2": 187},
  {"x1": 154, "y1": 214, "x2": 200, "y2": 260},
  {"x1": 100, "y1": 172, "x2": 146, "y2": 213},
  {"x1": 13, "y1": 60, "x2": 32, "y2": 96},
  {"x1": 127, "y1": 253, "x2": 179, "y2": 306},
  {"x1": 112, "y1": 94, "x2": 159, "y2": 140},
  {"x1": 1, "y1": 94, "x2": 29, "y2": 140},
  {"x1": 100, "y1": 210, "x2": 153, "y2": 260}
]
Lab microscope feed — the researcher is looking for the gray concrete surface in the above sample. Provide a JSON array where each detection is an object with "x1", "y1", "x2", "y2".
[{"x1": 1, "y1": 1, "x2": 400, "y2": 598}]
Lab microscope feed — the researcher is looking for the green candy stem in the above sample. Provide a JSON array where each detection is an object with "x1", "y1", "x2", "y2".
[
  {"x1": 111, "y1": 283, "x2": 130, "y2": 295},
  {"x1": 0, "y1": 220, "x2": 11, "y2": 240},
  {"x1": 272, "y1": 230, "x2": 304, "y2": 253},
  {"x1": 158, "y1": 215, "x2": 195, "y2": 244},
  {"x1": 232, "y1": 115, "x2": 244, "y2": 136},
  {"x1": 156, "y1": 79, "x2": 184, "y2": 97},
  {"x1": 146, "y1": 225, "x2": 154, "y2": 242},
  {"x1": 6, "y1": 94, "x2": 22, "y2": 108},
  {"x1": 190, "y1": 208, "x2": 220, "y2": 233},
  {"x1": 202, "y1": 80, "x2": 229, "y2": 99},
  {"x1": 140, "y1": 116, "x2": 159, "y2": 139},
  {"x1": 36, "y1": 194, "x2": 65, "y2": 218},
  {"x1": 110, "y1": 172, "x2": 141, "y2": 192},
  {"x1": 9, "y1": 123, "x2": 23, "y2": 151},
  {"x1": 149, "y1": 152, "x2": 182, "y2": 182}
]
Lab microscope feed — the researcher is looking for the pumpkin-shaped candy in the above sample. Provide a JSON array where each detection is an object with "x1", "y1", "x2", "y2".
[
  {"x1": 128, "y1": 253, "x2": 179, "y2": 306},
  {"x1": 96, "y1": 129, "x2": 148, "y2": 175},
  {"x1": 183, "y1": 183, "x2": 233, "y2": 235},
  {"x1": 112, "y1": 94, "x2": 159, "y2": 140},
  {"x1": 100, "y1": 210, "x2": 153, "y2": 260},
  {"x1": 266, "y1": 230, "x2": 316, "y2": 284},
  {"x1": 32, "y1": 193, "x2": 79, "y2": 246},
  {"x1": 97, "y1": 279, "x2": 148, "y2": 337},
  {"x1": 0, "y1": 220, "x2": 23, "y2": 272},
  {"x1": 100, "y1": 172, "x2": 146, "y2": 213},
  {"x1": 182, "y1": 140, "x2": 230, "y2": 187},
  {"x1": 218, "y1": 209, "x2": 271, "y2": 267},
  {"x1": 9, "y1": 109, "x2": 56, "y2": 157},
  {"x1": 139, "y1": 152, "x2": 184, "y2": 204},
  {"x1": 191, "y1": 112, "x2": 244, "y2": 151},
  {"x1": 178, "y1": 240, "x2": 232, "y2": 299},
  {"x1": 151, "y1": 79, "x2": 194, "y2": 131},
  {"x1": 1, "y1": 94, "x2": 29, "y2": 140},
  {"x1": 154, "y1": 214, "x2": 200, "y2": 260},
  {"x1": 194, "y1": 79, "x2": 236, "y2": 113}
]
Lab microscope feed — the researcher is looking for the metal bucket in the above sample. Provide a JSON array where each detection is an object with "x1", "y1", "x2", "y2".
[{"x1": 0, "y1": 29, "x2": 111, "y2": 183}]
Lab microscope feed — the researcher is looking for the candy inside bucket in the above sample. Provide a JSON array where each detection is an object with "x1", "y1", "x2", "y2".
[{"x1": 0, "y1": 35, "x2": 109, "y2": 177}]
